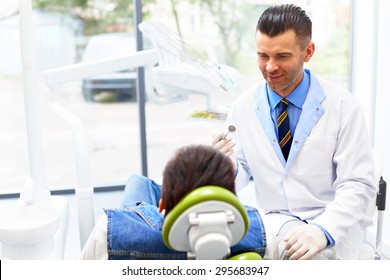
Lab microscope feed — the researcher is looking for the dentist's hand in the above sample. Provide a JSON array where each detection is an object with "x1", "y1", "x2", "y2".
[
  {"x1": 283, "y1": 224, "x2": 327, "y2": 260},
  {"x1": 211, "y1": 132, "x2": 237, "y2": 170}
]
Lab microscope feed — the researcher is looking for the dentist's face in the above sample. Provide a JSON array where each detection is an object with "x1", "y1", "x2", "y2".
[{"x1": 255, "y1": 29, "x2": 315, "y2": 98}]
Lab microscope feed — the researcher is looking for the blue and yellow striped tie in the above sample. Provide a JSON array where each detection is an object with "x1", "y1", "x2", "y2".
[{"x1": 278, "y1": 99, "x2": 292, "y2": 160}]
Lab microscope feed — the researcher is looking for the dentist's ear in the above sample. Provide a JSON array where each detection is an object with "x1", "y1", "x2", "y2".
[{"x1": 158, "y1": 199, "x2": 164, "y2": 213}]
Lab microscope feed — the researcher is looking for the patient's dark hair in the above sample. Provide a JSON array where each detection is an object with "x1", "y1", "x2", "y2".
[
  {"x1": 257, "y1": 4, "x2": 312, "y2": 49},
  {"x1": 161, "y1": 145, "x2": 235, "y2": 216}
]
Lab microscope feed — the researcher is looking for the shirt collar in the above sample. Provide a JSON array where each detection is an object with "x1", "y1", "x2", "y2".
[{"x1": 267, "y1": 69, "x2": 310, "y2": 110}]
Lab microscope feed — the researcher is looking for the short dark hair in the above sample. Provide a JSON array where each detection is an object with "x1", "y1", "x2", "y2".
[
  {"x1": 161, "y1": 145, "x2": 235, "y2": 216},
  {"x1": 256, "y1": 4, "x2": 312, "y2": 48}
]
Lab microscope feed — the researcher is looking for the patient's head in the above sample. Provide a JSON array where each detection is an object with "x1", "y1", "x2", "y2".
[{"x1": 161, "y1": 145, "x2": 235, "y2": 216}]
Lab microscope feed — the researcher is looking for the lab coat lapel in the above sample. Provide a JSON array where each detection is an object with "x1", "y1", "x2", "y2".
[
  {"x1": 254, "y1": 85, "x2": 286, "y2": 164},
  {"x1": 285, "y1": 75, "x2": 325, "y2": 170}
]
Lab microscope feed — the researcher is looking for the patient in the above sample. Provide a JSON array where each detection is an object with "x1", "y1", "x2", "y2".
[{"x1": 80, "y1": 144, "x2": 276, "y2": 260}]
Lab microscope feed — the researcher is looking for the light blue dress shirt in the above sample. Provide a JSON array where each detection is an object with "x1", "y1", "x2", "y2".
[{"x1": 267, "y1": 70, "x2": 310, "y2": 140}]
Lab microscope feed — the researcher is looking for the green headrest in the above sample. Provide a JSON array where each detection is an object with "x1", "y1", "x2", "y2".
[
  {"x1": 162, "y1": 185, "x2": 249, "y2": 250},
  {"x1": 228, "y1": 252, "x2": 262, "y2": 260}
]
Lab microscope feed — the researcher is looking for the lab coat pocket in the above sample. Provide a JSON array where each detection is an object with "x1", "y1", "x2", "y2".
[{"x1": 298, "y1": 136, "x2": 335, "y2": 176}]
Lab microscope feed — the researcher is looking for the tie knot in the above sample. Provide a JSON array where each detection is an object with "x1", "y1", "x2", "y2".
[{"x1": 280, "y1": 99, "x2": 289, "y2": 110}]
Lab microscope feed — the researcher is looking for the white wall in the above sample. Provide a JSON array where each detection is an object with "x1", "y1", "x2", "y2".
[{"x1": 351, "y1": 0, "x2": 390, "y2": 259}]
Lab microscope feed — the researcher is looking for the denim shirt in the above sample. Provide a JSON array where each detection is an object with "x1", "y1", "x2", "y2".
[{"x1": 106, "y1": 204, "x2": 266, "y2": 260}]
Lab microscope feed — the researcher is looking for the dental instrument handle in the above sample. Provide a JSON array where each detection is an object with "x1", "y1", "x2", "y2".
[{"x1": 223, "y1": 125, "x2": 236, "y2": 139}]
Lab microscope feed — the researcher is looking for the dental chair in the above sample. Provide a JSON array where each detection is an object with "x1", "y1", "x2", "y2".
[{"x1": 162, "y1": 186, "x2": 262, "y2": 260}]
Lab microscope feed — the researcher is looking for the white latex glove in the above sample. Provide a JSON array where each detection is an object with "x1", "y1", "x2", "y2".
[
  {"x1": 211, "y1": 132, "x2": 237, "y2": 170},
  {"x1": 283, "y1": 224, "x2": 328, "y2": 260}
]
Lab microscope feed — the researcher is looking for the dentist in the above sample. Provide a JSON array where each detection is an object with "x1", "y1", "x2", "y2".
[{"x1": 213, "y1": 4, "x2": 376, "y2": 260}]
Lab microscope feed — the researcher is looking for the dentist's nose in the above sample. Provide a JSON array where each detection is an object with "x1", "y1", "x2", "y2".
[{"x1": 266, "y1": 60, "x2": 279, "y2": 72}]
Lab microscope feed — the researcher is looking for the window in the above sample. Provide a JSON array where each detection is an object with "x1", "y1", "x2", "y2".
[{"x1": 0, "y1": 0, "x2": 352, "y2": 194}]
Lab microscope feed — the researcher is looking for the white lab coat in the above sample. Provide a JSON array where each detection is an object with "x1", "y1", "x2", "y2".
[{"x1": 228, "y1": 74, "x2": 377, "y2": 259}]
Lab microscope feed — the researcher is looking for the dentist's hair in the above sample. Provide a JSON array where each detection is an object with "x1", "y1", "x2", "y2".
[{"x1": 256, "y1": 4, "x2": 312, "y2": 49}]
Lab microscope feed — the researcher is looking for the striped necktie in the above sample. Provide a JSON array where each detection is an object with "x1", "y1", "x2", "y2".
[{"x1": 278, "y1": 99, "x2": 292, "y2": 160}]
